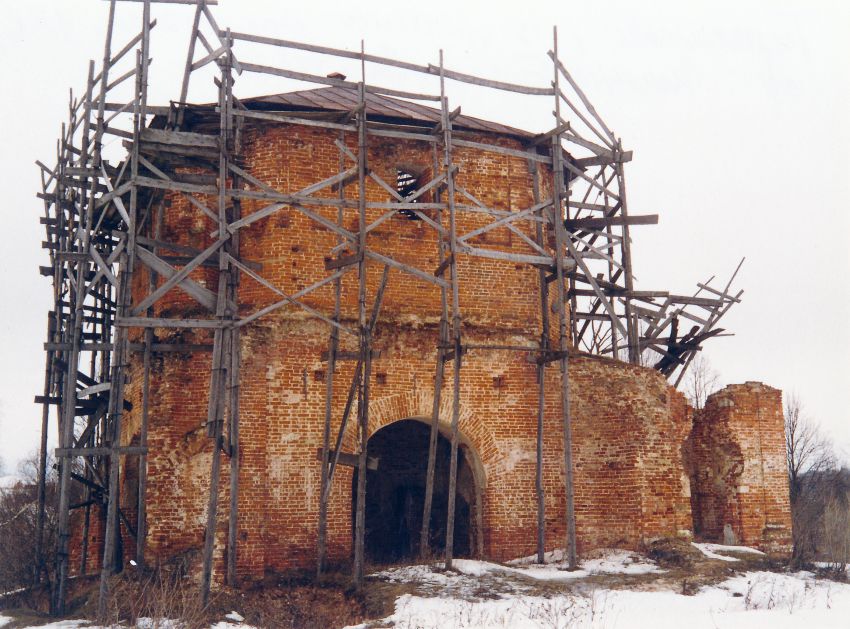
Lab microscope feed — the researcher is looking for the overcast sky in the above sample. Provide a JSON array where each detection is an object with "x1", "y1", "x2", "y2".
[{"x1": 0, "y1": 0, "x2": 848, "y2": 473}]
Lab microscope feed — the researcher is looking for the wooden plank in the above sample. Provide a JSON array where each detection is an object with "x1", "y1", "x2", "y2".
[
  {"x1": 55, "y1": 446, "x2": 148, "y2": 457},
  {"x1": 433, "y1": 254, "x2": 453, "y2": 277},
  {"x1": 231, "y1": 108, "x2": 356, "y2": 133},
  {"x1": 574, "y1": 151, "x2": 633, "y2": 168},
  {"x1": 549, "y1": 52, "x2": 617, "y2": 144},
  {"x1": 77, "y1": 382, "x2": 111, "y2": 398},
  {"x1": 315, "y1": 448, "x2": 378, "y2": 471},
  {"x1": 128, "y1": 342, "x2": 213, "y2": 352},
  {"x1": 696, "y1": 282, "x2": 742, "y2": 303},
  {"x1": 324, "y1": 251, "x2": 362, "y2": 270},
  {"x1": 427, "y1": 64, "x2": 553, "y2": 96},
  {"x1": 668, "y1": 294, "x2": 724, "y2": 307},
  {"x1": 564, "y1": 214, "x2": 657, "y2": 231},
  {"x1": 458, "y1": 199, "x2": 551, "y2": 243},
  {"x1": 320, "y1": 350, "x2": 381, "y2": 361},
  {"x1": 228, "y1": 30, "x2": 428, "y2": 73},
  {"x1": 452, "y1": 138, "x2": 551, "y2": 163},
  {"x1": 461, "y1": 245, "x2": 576, "y2": 268},
  {"x1": 364, "y1": 250, "x2": 448, "y2": 288},
  {"x1": 140, "y1": 128, "x2": 219, "y2": 148},
  {"x1": 34, "y1": 396, "x2": 62, "y2": 405},
  {"x1": 133, "y1": 243, "x2": 220, "y2": 313},
  {"x1": 528, "y1": 123, "x2": 570, "y2": 147},
  {"x1": 115, "y1": 317, "x2": 225, "y2": 329},
  {"x1": 239, "y1": 62, "x2": 441, "y2": 102}
]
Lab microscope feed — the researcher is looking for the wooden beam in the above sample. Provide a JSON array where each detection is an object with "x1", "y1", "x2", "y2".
[{"x1": 315, "y1": 448, "x2": 378, "y2": 471}]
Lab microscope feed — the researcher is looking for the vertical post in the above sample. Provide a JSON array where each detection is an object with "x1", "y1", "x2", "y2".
[
  {"x1": 317, "y1": 132, "x2": 346, "y2": 578},
  {"x1": 54, "y1": 58, "x2": 97, "y2": 618},
  {"x1": 226, "y1": 36, "x2": 242, "y2": 583},
  {"x1": 551, "y1": 26, "x2": 578, "y2": 569},
  {"x1": 201, "y1": 36, "x2": 233, "y2": 606},
  {"x1": 352, "y1": 44, "x2": 370, "y2": 588},
  {"x1": 529, "y1": 160, "x2": 549, "y2": 564},
  {"x1": 98, "y1": 26, "x2": 139, "y2": 615},
  {"x1": 439, "y1": 51, "x2": 463, "y2": 571},
  {"x1": 420, "y1": 142, "x2": 450, "y2": 560},
  {"x1": 34, "y1": 316, "x2": 55, "y2": 584},
  {"x1": 226, "y1": 329, "x2": 241, "y2": 585},
  {"x1": 136, "y1": 1, "x2": 153, "y2": 566},
  {"x1": 614, "y1": 139, "x2": 639, "y2": 363},
  {"x1": 137, "y1": 219, "x2": 157, "y2": 565}
]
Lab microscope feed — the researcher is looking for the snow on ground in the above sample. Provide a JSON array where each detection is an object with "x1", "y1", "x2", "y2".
[
  {"x1": 350, "y1": 569, "x2": 850, "y2": 629},
  {"x1": 371, "y1": 550, "x2": 661, "y2": 601},
  {"x1": 692, "y1": 542, "x2": 766, "y2": 562},
  {"x1": 349, "y1": 549, "x2": 850, "y2": 628},
  {"x1": 0, "y1": 614, "x2": 256, "y2": 628},
  {"x1": 0, "y1": 619, "x2": 91, "y2": 628}
]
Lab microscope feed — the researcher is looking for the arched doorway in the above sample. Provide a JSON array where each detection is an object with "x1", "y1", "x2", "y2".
[{"x1": 352, "y1": 419, "x2": 480, "y2": 564}]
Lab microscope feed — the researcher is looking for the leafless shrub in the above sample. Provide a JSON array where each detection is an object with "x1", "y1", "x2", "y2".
[
  {"x1": 784, "y1": 395, "x2": 850, "y2": 568},
  {"x1": 0, "y1": 452, "x2": 60, "y2": 602},
  {"x1": 682, "y1": 353, "x2": 721, "y2": 409},
  {"x1": 102, "y1": 566, "x2": 209, "y2": 628}
]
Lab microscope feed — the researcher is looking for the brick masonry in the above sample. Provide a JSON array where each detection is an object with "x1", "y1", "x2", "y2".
[
  {"x1": 689, "y1": 383, "x2": 793, "y2": 552},
  {"x1": 84, "y1": 117, "x2": 791, "y2": 582}
]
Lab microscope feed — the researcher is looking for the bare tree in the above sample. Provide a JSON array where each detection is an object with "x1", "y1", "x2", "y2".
[
  {"x1": 0, "y1": 452, "x2": 64, "y2": 599},
  {"x1": 785, "y1": 394, "x2": 835, "y2": 502},
  {"x1": 682, "y1": 353, "x2": 720, "y2": 409},
  {"x1": 784, "y1": 394, "x2": 843, "y2": 566}
]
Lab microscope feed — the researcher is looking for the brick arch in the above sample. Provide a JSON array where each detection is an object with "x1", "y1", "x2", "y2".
[
  {"x1": 340, "y1": 390, "x2": 496, "y2": 485},
  {"x1": 341, "y1": 389, "x2": 493, "y2": 557}
]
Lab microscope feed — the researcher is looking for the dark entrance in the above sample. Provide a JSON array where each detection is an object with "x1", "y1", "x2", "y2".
[{"x1": 352, "y1": 419, "x2": 478, "y2": 563}]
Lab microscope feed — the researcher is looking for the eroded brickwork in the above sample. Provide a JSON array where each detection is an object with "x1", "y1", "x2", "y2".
[
  {"x1": 689, "y1": 383, "x2": 792, "y2": 552},
  {"x1": 104, "y1": 116, "x2": 792, "y2": 583}
]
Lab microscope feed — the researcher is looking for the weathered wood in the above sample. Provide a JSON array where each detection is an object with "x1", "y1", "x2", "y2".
[
  {"x1": 133, "y1": 243, "x2": 221, "y2": 313},
  {"x1": 55, "y1": 446, "x2": 148, "y2": 457},
  {"x1": 452, "y1": 138, "x2": 551, "y2": 163},
  {"x1": 141, "y1": 128, "x2": 219, "y2": 148},
  {"x1": 549, "y1": 52, "x2": 617, "y2": 144},
  {"x1": 353, "y1": 73, "x2": 370, "y2": 590},
  {"x1": 550, "y1": 28, "x2": 578, "y2": 571},
  {"x1": 315, "y1": 448, "x2": 378, "y2": 471},
  {"x1": 574, "y1": 150, "x2": 633, "y2": 168},
  {"x1": 227, "y1": 30, "x2": 429, "y2": 73},
  {"x1": 564, "y1": 214, "x2": 657, "y2": 231},
  {"x1": 320, "y1": 350, "x2": 380, "y2": 361},
  {"x1": 115, "y1": 317, "x2": 225, "y2": 328},
  {"x1": 231, "y1": 108, "x2": 356, "y2": 132}
]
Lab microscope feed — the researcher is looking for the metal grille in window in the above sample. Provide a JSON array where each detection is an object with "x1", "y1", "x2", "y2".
[{"x1": 396, "y1": 169, "x2": 421, "y2": 220}]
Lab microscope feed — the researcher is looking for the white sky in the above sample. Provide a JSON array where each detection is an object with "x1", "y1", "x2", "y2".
[{"x1": 0, "y1": 0, "x2": 848, "y2": 473}]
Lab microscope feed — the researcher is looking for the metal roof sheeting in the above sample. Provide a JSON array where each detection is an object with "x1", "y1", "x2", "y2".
[{"x1": 242, "y1": 86, "x2": 532, "y2": 138}]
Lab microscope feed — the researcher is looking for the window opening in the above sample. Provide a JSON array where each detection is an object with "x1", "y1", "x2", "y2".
[{"x1": 396, "y1": 169, "x2": 422, "y2": 220}]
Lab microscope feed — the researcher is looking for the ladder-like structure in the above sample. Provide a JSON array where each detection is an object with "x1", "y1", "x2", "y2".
[{"x1": 33, "y1": 0, "x2": 742, "y2": 615}]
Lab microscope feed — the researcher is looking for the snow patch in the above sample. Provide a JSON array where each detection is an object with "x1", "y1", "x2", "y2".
[
  {"x1": 350, "y1": 570, "x2": 850, "y2": 628},
  {"x1": 692, "y1": 542, "x2": 766, "y2": 562}
]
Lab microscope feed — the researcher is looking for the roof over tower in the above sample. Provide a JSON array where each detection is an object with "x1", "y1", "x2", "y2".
[{"x1": 233, "y1": 87, "x2": 533, "y2": 139}]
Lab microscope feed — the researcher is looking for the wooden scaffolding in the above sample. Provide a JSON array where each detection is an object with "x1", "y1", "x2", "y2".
[{"x1": 33, "y1": 0, "x2": 743, "y2": 616}]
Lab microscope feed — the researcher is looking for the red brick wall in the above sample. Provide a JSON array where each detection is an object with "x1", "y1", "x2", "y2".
[
  {"x1": 689, "y1": 382, "x2": 792, "y2": 552},
  {"x1": 110, "y1": 119, "x2": 791, "y2": 583}
]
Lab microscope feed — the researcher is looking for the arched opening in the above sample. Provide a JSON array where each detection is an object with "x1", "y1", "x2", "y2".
[{"x1": 352, "y1": 419, "x2": 480, "y2": 564}]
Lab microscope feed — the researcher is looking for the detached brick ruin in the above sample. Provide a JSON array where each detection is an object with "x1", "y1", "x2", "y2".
[{"x1": 35, "y1": 1, "x2": 791, "y2": 613}]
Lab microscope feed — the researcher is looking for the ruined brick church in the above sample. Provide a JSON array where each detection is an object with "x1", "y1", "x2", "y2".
[
  {"x1": 41, "y1": 6, "x2": 791, "y2": 605},
  {"x1": 80, "y1": 90, "x2": 790, "y2": 581}
]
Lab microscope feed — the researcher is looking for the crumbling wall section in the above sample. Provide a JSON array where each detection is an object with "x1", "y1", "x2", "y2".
[{"x1": 689, "y1": 382, "x2": 792, "y2": 552}]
